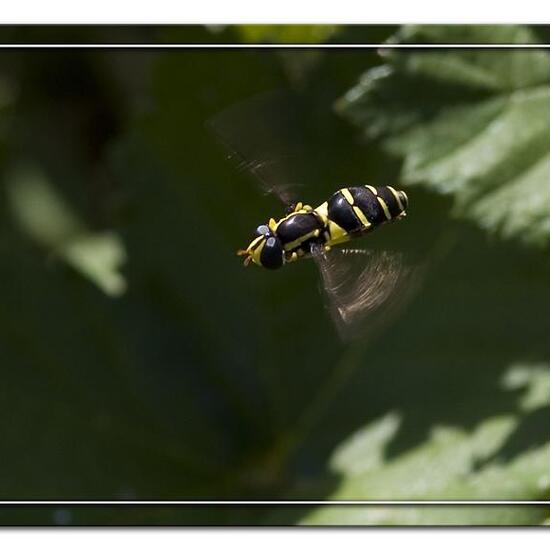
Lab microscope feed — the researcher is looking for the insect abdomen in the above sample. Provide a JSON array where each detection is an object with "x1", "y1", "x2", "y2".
[
  {"x1": 330, "y1": 186, "x2": 404, "y2": 229},
  {"x1": 327, "y1": 189, "x2": 365, "y2": 233}
]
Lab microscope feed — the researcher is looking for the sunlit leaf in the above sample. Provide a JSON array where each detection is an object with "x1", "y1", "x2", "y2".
[
  {"x1": 301, "y1": 362, "x2": 550, "y2": 525},
  {"x1": 337, "y1": 24, "x2": 550, "y2": 248}
]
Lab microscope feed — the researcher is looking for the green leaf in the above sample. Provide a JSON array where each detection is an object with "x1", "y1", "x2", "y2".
[
  {"x1": 6, "y1": 165, "x2": 127, "y2": 296},
  {"x1": 294, "y1": 362, "x2": 550, "y2": 525},
  {"x1": 337, "y1": 25, "x2": 550, "y2": 248}
]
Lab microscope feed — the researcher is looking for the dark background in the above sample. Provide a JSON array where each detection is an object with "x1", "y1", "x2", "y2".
[{"x1": 1, "y1": 25, "x2": 550, "y2": 525}]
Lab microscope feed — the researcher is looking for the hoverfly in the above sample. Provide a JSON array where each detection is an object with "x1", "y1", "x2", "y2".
[
  {"x1": 235, "y1": 184, "x2": 408, "y2": 269},
  {"x1": 209, "y1": 91, "x2": 417, "y2": 341}
]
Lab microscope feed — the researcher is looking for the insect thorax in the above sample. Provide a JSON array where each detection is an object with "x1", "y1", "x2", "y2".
[{"x1": 275, "y1": 210, "x2": 325, "y2": 261}]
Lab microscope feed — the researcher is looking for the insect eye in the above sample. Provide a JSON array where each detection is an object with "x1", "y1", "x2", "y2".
[
  {"x1": 260, "y1": 236, "x2": 284, "y2": 270},
  {"x1": 255, "y1": 224, "x2": 271, "y2": 237}
]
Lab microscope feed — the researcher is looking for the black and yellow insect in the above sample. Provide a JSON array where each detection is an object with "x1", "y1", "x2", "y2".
[
  {"x1": 238, "y1": 185, "x2": 408, "y2": 269},
  {"x1": 209, "y1": 90, "x2": 416, "y2": 339}
]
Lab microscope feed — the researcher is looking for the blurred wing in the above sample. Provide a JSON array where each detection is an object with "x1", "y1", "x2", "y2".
[
  {"x1": 311, "y1": 244, "x2": 420, "y2": 342},
  {"x1": 207, "y1": 90, "x2": 310, "y2": 206}
]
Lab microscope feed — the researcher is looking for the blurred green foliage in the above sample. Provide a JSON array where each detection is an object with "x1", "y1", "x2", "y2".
[
  {"x1": 7, "y1": 165, "x2": 127, "y2": 296},
  {"x1": 237, "y1": 25, "x2": 339, "y2": 43},
  {"x1": 1, "y1": 25, "x2": 550, "y2": 526}
]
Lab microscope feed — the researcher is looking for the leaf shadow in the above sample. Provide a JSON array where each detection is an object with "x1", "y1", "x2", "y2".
[{"x1": 473, "y1": 405, "x2": 550, "y2": 471}]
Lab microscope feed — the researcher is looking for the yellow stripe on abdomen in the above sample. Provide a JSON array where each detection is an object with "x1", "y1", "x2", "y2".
[
  {"x1": 341, "y1": 187, "x2": 355, "y2": 205},
  {"x1": 366, "y1": 185, "x2": 378, "y2": 195},
  {"x1": 353, "y1": 206, "x2": 371, "y2": 229},
  {"x1": 387, "y1": 185, "x2": 404, "y2": 210},
  {"x1": 377, "y1": 196, "x2": 392, "y2": 220}
]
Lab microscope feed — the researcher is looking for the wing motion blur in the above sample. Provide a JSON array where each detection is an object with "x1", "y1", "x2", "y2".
[
  {"x1": 311, "y1": 244, "x2": 419, "y2": 342},
  {"x1": 207, "y1": 90, "x2": 308, "y2": 206}
]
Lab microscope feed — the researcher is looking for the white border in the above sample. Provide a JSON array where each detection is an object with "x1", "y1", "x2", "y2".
[
  {"x1": 2, "y1": 0, "x2": 550, "y2": 24},
  {"x1": 0, "y1": 531, "x2": 544, "y2": 550},
  {"x1": 0, "y1": 38, "x2": 548, "y2": 507}
]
